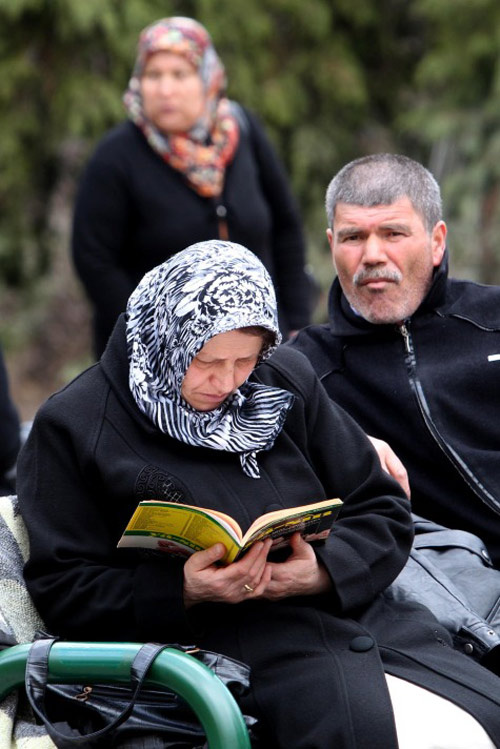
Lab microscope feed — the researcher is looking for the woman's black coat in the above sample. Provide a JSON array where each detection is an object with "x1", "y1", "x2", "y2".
[
  {"x1": 17, "y1": 320, "x2": 500, "y2": 748},
  {"x1": 72, "y1": 110, "x2": 310, "y2": 354}
]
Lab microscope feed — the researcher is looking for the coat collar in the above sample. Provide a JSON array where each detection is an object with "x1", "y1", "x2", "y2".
[{"x1": 100, "y1": 315, "x2": 162, "y2": 435}]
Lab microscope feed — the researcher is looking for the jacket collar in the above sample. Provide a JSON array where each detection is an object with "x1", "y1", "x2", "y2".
[{"x1": 328, "y1": 251, "x2": 449, "y2": 337}]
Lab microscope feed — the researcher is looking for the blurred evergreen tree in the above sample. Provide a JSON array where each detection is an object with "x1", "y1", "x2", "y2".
[
  {"x1": 6, "y1": 0, "x2": 499, "y2": 410},
  {"x1": 398, "y1": 0, "x2": 500, "y2": 282},
  {"x1": 0, "y1": 0, "x2": 425, "y2": 300},
  {"x1": 203, "y1": 0, "x2": 426, "y2": 280},
  {"x1": 0, "y1": 0, "x2": 183, "y2": 289}
]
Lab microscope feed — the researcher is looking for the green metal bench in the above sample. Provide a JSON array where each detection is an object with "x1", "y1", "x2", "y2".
[{"x1": 0, "y1": 640, "x2": 251, "y2": 748}]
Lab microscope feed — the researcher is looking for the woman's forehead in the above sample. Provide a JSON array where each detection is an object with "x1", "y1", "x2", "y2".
[
  {"x1": 198, "y1": 329, "x2": 264, "y2": 357},
  {"x1": 142, "y1": 50, "x2": 198, "y2": 73}
]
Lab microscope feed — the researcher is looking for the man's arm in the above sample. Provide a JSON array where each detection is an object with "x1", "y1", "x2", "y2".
[{"x1": 367, "y1": 435, "x2": 410, "y2": 498}]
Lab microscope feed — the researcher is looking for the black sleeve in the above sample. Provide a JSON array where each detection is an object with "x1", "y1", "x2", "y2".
[
  {"x1": 71, "y1": 133, "x2": 137, "y2": 344},
  {"x1": 16, "y1": 386, "x2": 195, "y2": 643},
  {"x1": 307, "y1": 374, "x2": 413, "y2": 612},
  {"x1": 243, "y1": 109, "x2": 311, "y2": 331},
  {"x1": 257, "y1": 348, "x2": 414, "y2": 613}
]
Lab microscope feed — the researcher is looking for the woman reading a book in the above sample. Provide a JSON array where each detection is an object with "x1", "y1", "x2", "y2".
[{"x1": 17, "y1": 242, "x2": 500, "y2": 748}]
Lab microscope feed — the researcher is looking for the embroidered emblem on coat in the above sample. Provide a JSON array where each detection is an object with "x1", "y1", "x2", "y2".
[{"x1": 135, "y1": 465, "x2": 190, "y2": 503}]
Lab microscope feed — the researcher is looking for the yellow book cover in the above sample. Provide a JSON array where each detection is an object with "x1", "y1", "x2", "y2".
[{"x1": 118, "y1": 497, "x2": 343, "y2": 564}]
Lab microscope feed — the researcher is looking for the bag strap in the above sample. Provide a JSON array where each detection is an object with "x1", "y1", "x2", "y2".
[{"x1": 25, "y1": 638, "x2": 167, "y2": 746}]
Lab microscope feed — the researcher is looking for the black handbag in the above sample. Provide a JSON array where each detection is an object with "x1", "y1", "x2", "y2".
[{"x1": 25, "y1": 638, "x2": 258, "y2": 748}]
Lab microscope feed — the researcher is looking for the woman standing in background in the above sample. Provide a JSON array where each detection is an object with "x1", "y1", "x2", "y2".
[{"x1": 72, "y1": 16, "x2": 311, "y2": 357}]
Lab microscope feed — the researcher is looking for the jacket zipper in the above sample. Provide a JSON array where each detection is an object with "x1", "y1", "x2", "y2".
[{"x1": 398, "y1": 321, "x2": 500, "y2": 515}]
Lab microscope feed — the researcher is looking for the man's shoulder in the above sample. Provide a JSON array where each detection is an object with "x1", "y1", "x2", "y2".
[
  {"x1": 289, "y1": 322, "x2": 332, "y2": 347},
  {"x1": 259, "y1": 343, "x2": 312, "y2": 376},
  {"x1": 287, "y1": 324, "x2": 341, "y2": 377},
  {"x1": 444, "y1": 278, "x2": 500, "y2": 326},
  {"x1": 253, "y1": 344, "x2": 320, "y2": 395}
]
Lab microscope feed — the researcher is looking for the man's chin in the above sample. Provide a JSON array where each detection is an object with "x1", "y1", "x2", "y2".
[
  {"x1": 351, "y1": 301, "x2": 405, "y2": 326},
  {"x1": 364, "y1": 313, "x2": 403, "y2": 325}
]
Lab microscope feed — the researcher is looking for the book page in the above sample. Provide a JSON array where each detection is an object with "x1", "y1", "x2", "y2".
[
  {"x1": 238, "y1": 498, "x2": 342, "y2": 556},
  {"x1": 118, "y1": 502, "x2": 241, "y2": 562},
  {"x1": 242, "y1": 498, "x2": 342, "y2": 542}
]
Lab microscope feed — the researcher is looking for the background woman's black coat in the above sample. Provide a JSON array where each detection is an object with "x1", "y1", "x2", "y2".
[
  {"x1": 72, "y1": 110, "x2": 311, "y2": 354},
  {"x1": 17, "y1": 323, "x2": 500, "y2": 747}
]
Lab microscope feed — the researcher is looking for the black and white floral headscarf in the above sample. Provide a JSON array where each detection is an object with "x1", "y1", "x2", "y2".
[{"x1": 126, "y1": 241, "x2": 294, "y2": 478}]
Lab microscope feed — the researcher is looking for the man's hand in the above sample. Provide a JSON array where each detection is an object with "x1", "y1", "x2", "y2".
[{"x1": 367, "y1": 435, "x2": 411, "y2": 498}]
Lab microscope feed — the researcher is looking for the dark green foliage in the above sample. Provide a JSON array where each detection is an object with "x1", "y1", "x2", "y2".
[
  {"x1": 0, "y1": 0, "x2": 426, "y2": 297},
  {"x1": 398, "y1": 0, "x2": 500, "y2": 282},
  {"x1": 0, "y1": 0, "x2": 172, "y2": 288},
  {"x1": 1, "y1": 0, "x2": 500, "y2": 358}
]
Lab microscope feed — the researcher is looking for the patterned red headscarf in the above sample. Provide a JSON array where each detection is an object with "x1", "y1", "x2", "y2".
[{"x1": 123, "y1": 17, "x2": 239, "y2": 198}]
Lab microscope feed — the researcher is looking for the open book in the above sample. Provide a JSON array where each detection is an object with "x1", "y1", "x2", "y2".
[{"x1": 118, "y1": 497, "x2": 343, "y2": 564}]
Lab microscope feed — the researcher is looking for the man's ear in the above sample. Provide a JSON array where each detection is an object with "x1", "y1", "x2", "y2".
[
  {"x1": 431, "y1": 221, "x2": 447, "y2": 266},
  {"x1": 326, "y1": 227, "x2": 334, "y2": 254}
]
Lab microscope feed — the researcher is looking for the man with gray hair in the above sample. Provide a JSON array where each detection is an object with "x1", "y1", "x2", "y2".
[{"x1": 291, "y1": 153, "x2": 500, "y2": 569}]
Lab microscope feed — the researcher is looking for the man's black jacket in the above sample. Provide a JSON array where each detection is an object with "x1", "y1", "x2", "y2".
[{"x1": 290, "y1": 255, "x2": 500, "y2": 566}]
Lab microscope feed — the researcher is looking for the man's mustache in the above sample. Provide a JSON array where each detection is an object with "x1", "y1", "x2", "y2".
[{"x1": 353, "y1": 267, "x2": 403, "y2": 286}]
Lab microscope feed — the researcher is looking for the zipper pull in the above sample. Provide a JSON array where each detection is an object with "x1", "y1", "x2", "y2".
[
  {"x1": 75, "y1": 685, "x2": 93, "y2": 701},
  {"x1": 399, "y1": 322, "x2": 411, "y2": 354}
]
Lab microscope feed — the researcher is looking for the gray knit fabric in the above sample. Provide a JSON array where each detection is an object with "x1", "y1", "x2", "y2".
[{"x1": 0, "y1": 494, "x2": 55, "y2": 748}]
